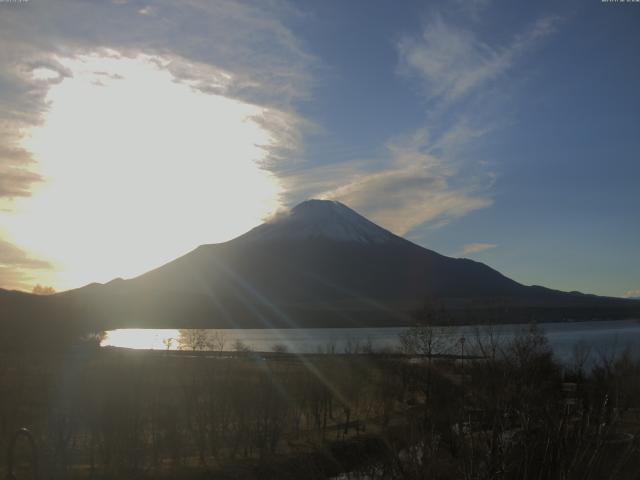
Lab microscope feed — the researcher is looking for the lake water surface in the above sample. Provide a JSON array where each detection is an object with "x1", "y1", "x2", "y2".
[{"x1": 102, "y1": 319, "x2": 640, "y2": 365}]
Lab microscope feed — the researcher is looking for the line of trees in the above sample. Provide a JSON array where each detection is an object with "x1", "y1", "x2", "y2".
[
  {"x1": 1, "y1": 322, "x2": 640, "y2": 479},
  {"x1": 0, "y1": 348, "x2": 395, "y2": 478},
  {"x1": 343, "y1": 323, "x2": 640, "y2": 480}
]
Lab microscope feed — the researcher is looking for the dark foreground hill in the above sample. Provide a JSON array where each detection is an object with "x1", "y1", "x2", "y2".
[{"x1": 1, "y1": 200, "x2": 638, "y2": 333}]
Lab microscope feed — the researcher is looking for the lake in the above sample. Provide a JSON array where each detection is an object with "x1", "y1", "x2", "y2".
[{"x1": 102, "y1": 319, "x2": 640, "y2": 366}]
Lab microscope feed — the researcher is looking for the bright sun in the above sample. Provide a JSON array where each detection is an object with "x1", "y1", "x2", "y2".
[{"x1": 4, "y1": 53, "x2": 282, "y2": 290}]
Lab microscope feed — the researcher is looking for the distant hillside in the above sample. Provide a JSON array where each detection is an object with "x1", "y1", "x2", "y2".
[{"x1": 1, "y1": 200, "x2": 639, "y2": 334}]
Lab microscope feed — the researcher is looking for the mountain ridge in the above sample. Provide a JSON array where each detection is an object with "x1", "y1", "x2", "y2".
[{"x1": 1, "y1": 199, "x2": 639, "y2": 331}]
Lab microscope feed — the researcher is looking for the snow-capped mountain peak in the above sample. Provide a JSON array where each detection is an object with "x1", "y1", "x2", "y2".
[{"x1": 240, "y1": 199, "x2": 401, "y2": 244}]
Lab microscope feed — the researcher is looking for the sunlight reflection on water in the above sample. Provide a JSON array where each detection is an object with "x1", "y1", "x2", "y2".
[
  {"x1": 100, "y1": 320, "x2": 640, "y2": 366},
  {"x1": 101, "y1": 328, "x2": 182, "y2": 350}
]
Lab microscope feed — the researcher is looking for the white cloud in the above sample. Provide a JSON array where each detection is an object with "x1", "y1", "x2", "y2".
[
  {"x1": 1, "y1": 53, "x2": 298, "y2": 290},
  {"x1": 318, "y1": 10, "x2": 561, "y2": 238},
  {"x1": 286, "y1": 11, "x2": 561, "y2": 237},
  {"x1": 0, "y1": 0, "x2": 316, "y2": 289},
  {"x1": 289, "y1": 127, "x2": 494, "y2": 235},
  {"x1": 0, "y1": 0, "x2": 316, "y2": 207},
  {"x1": 458, "y1": 242, "x2": 497, "y2": 257},
  {"x1": 623, "y1": 289, "x2": 640, "y2": 299},
  {"x1": 397, "y1": 14, "x2": 560, "y2": 101}
]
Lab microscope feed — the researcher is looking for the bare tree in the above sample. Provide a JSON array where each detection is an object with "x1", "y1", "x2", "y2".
[
  {"x1": 179, "y1": 329, "x2": 210, "y2": 351},
  {"x1": 398, "y1": 322, "x2": 447, "y2": 362},
  {"x1": 210, "y1": 331, "x2": 227, "y2": 352},
  {"x1": 233, "y1": 339, "x2": 251, "y2": 353},
  {"x1": 571, "y1": 339, "x2": 592, "y2": 375}
]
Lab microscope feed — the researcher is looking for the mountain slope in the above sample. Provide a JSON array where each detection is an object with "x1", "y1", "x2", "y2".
[{"x1": 2, "y1": 200, "x2": 639, "y2": 330}]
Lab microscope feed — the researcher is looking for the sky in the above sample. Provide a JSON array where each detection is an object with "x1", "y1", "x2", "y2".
[{"x1": 0, "y1": 0, "x2": 638, "y2": 298}]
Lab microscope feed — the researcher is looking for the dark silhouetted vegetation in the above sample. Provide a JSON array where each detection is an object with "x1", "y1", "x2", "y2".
[{"x1": 1, "y1": 324, "x2": 640, "y2": 479}]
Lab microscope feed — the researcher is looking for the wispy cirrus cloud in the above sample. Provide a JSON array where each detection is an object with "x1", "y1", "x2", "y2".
[
  {"x1": 397, "y1": 13, "x2": 560, "y2": 102},
  {"x1": 280, "y1": 9, "x2": 561, "y2": 236},
  {"x1": 0, "y1": 163, "x2": 41, "y2": 199},
  {"x1": 300, "y1": 9, "x2": 561, "y2": 236},
  {"x1": 458, "y1": 242, "x2": 498, "y2": 257},
  {"x1": 305, "y1": 128, "x2": 494, "y2": 235},
  {"x1": 0, "y1": 238, "x2": 50, "y2": 270},
  {"x1": 0, "y1": 238, "x2": 52, "y2": 291}
]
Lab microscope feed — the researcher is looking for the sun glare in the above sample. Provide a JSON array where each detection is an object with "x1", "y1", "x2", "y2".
[
  {"x1": 101, "y1": 329, "x2": 182, "y2": 350},
  {"x1": 5, "y1": 53, "x2": 282, "y2": 290}
]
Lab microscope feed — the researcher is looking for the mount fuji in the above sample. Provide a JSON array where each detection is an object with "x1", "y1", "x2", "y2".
[
  {"x1": 2, "y1": 199, "x2": 638, "y2": 331},
  {"x1": 237, "y1": 200, "x2": 402, "y2": 245}
]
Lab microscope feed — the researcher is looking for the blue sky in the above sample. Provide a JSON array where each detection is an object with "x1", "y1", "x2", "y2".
[
  {"x1": 285, "y1": 0, "x2": 640, "y2": 298},
  {"x1": 0, "y1": 0, "x2": 638, "y2": 297}
]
